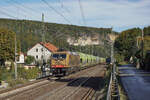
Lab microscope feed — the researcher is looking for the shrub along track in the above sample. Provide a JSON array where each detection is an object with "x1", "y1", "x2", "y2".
[{"x1": 0, "y1": 64, "x2": 106, "y2": 100}]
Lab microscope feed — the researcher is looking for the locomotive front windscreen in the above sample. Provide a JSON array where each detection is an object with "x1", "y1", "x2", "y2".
[{"x1": 52, "y1": 54, "x2": 66, "y2": 59}]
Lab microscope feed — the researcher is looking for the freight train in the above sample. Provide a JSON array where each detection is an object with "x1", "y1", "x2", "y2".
[{"x1": 50, "y1": 51, "x2": 106, "y2": 76}]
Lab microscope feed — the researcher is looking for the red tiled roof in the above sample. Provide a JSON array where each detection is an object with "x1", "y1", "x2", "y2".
[{"x1": 40, "y1": 42, "x2": 58, "y2": 52}]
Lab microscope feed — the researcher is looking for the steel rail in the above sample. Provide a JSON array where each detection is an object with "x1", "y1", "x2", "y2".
[
  {"x1": 62, "y1": 70, "x2": 101, "y2": 100},
  {"x1": 37, "y1": 67, "x2": 100, "y2": 100}
]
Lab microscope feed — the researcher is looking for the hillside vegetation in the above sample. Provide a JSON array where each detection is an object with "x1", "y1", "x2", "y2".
[
  {"x1": 0, "y1": 18, "x2": 117, "y2": 57},
  {"x1": 114, "y1": 26, "x2": 150, "y2": 62}
]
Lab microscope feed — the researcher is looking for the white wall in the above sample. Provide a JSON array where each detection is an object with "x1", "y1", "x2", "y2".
[
  {"x1": 19, "y1": 54, "x2": 24, "y2": 63},
  {"x1": 27, "y1": 43, "x2": 52, "y2": 62}
]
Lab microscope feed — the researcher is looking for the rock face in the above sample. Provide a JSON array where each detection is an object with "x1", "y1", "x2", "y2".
[
  {"x1": 67, "y1": 33, "x2": 118, "y2": 46},
  {"x1": 108, "y1": 34, "x2": 118, "y2": 42},
  {"x1": 67, "y1": 34, "x2": 105, "y2": 46}
]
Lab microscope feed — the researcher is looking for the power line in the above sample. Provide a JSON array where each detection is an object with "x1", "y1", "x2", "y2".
[
  {"x1": 78, "y1": 0, "x2": 86, "y2": 26},
  {"x1": 41, "y1": 0, "x2": 72, "y2": 24},
  {"x1": 6, "y1": 0, "x2": 29, "y2": 16},
  {"x1": 59, "y1": 0, "x2": 70, "y2": 13},
  {"x1": 3, "y1": 0, "x2": 72, "y2": 24},
  {"x1": 6, "y1": 0, "x2": 51, "y2": 21},
  {"x1": 59, "y1": 0, "x2": 79, "y2": 24},
  {"x1": 0, "y1": 10, "x2": 17, "y2": 19},
  {"x1": 9, "y1": 0, "x2": 41, "y2": 15},
  {"x1": 0, "y1": 6, "x2": 27, "y2": 20},
  {"x1": 6, "y1": 0, "x2": 38, "y2": 19}
]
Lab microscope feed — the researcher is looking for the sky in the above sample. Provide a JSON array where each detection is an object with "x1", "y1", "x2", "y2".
[{"x1": 0, "y1": 0, "x2": 150, "y2": 32}]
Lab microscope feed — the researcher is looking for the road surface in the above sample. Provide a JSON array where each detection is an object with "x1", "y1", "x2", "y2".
[{"x1": 119, "y1": 64, "x2": 150, "y2": 100}]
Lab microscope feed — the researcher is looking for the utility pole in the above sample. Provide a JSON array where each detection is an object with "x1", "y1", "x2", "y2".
[
  {"x1": 78, "y1": 32, "x2": 82, "y2": 52},
  {"x1": 141, "y1": 29, "x2": 144, "y2": 63},
  {"x1": 110, "y1": 27, "x2": 114, "y2": 64},
  {"x1": 42, "y1": 13, "x2": 46, "y2": 62},
  {"x1": 14, "y1": 35, "x2": 17, "y2": 79},
  {"x1": 41, "y1": 13, "x2": 46, "y2": 77}
]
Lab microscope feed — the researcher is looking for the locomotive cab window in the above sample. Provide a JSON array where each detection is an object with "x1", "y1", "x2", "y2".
[
  {"x1": 60, "y1": 54, "x2": 66, "y2": 59},
  {"x1": 52, "y1": 54, "x2": 59, "y2": 58},
  {"x1": 52, "y1": 54, "x2": 66, "y2": 59}
]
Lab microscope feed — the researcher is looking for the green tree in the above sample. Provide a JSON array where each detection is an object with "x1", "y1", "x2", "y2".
[
  {"x1": 114, "y1": 28, "x2": 141, "y2": 61},
  {"x1": 144, "y1": 26, "x2": 150, "y2": 36},
  {"x1": 0, "y1": 28, "x2": 15, "y2": 65},
  {"x1": 25, "y1": 56, "x2": 35, "y2": 64}
]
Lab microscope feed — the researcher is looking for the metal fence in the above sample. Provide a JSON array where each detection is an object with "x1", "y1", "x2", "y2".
[{"x1": 107, "y1": 64, "x2": 120, "y2": 100}]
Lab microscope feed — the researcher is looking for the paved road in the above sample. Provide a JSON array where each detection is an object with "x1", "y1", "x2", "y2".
[{"x1": 119, "y1": 64, "x2": 150, "y2": 100}]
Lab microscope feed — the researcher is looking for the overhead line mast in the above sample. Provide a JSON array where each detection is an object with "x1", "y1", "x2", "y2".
[
  {"x1": 141, "y1": 28, "x2": 144, "y2": 64},
  {"x1": 42, "y1": 13, "x2": 46, "y2": 63},
  {"x1": 41, "y1": 13, "x2": 47, "y2": 77},
  {"x1": 41, "y1": 0, "x2": 72, "y2": 25},
  {"x1": 14, "y1": 34, "x2": 17, "y2": 79}
]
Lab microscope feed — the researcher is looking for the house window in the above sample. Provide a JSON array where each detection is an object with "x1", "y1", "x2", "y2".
[
  {"x1": 41, "y1": 48, "x2": 43, "y2": 52},
  {"x1": 36, "y1": 55, "x2": 38, "y2": 59},
  {"x1": 36, "y1": 48, "x2": 38, "y2": 52}
]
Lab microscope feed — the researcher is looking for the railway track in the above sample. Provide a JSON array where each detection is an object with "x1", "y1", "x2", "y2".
[
  {"x1": 0, "y1": 64, "x2": 106, "y2": 100},
  {"x1": 0, "y1": 77, "x2": 48, "y2": 94},
  {"x1": 62, "y1": 77, "x2": 93, "y2": 100},
  {"x1": 68, "y1": 72, "x2": 105, "y2": 100},
  {"x1": 81, "y1": 87, "x2": 94, "y2": 100},
  {"x1": 0, "y1": 77, "x2": 55, "y2": 99},
  {"x1": 0, "y1": 66, "x2": 93, "y2": 99},
  {"x1": 36, "y1": 65, "x2": 105, "y2": 100}
]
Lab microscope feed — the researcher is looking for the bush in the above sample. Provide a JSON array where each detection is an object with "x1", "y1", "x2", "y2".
[
  {"x1": 7, "y1": 79, "x2": 27, "y2": 87},
  {"x1": 25, "y1": 56, "x2": 35, "y2": 65},
  {"x1": 0, "y1": 68, "x2": 14, "y2": 81},
  {"x1": 0, "y1": 66, "x2": 40, "y2": 81},
  {"x1": 25, "y1": 68, "x2": 39, "y2": 79},
  {"x1": 18, "y1": 67, "x2": 40, "y2": 79},
  {"x1": 0, "y1": 66, "x2": 40, "y2": 87},
  {"x1": 115, "y1": 54, "x2": 124, "y2": 63}
]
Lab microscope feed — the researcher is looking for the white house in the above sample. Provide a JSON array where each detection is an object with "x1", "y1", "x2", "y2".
[
  {"x1": 16, "y1": 53, "x2": 25, "y2": 64},
  {"x1": 27, "y1": 42, "x2": 58, "y2": 62}
]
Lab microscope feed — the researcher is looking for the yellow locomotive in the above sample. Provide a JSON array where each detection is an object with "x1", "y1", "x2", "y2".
[
  {"x1": 50, "y1": 51, "x2": 105, "y2": 76},
  {"x1": 51, "y1": 51, "x2": 80, "y2": 76}
]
